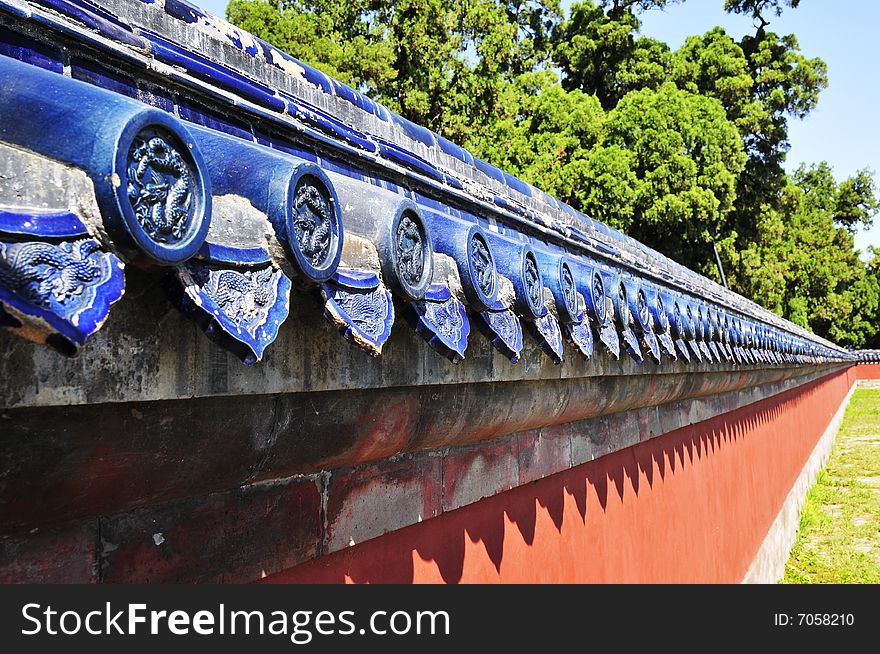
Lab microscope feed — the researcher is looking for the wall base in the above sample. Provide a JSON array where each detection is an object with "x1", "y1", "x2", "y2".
[{"x1": 266, "y1": 367, "x2": 861, "y2": 583}]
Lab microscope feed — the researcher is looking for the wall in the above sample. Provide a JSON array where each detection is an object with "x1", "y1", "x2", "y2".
[{"x1": 263, "y1": 366, "x2": 865, "y2": 583}]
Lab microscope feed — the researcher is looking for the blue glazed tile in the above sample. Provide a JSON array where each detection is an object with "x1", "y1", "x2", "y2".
[
  {"x1": 541, "y1": 191, "x2": 561, "y2": 210},
  {"x1": 167, "y1": 260, "x2": 291, "y2": 365},
  {"x1": 503, "y1": 171, "x2": 532, "y2": 198},
  {"x1": 31, "y1": 0, "x2": 143, "y2": 48},
  {"x1": 675, "y1": 336, "x2": 691, "y2": 362},
  {"x1": 253, "y1": 130, "x2": 272, "y2": 147},
  {"x1": 565, "y1": 316, "x2": 594, "y2": 359},
  {"x1": 0, "y1": 237, "x2": 125, "y2": 354},
  {"x1": 622, "y1": 327, "x2": 643, "y2": 364},
  {"x1": 321, "y1": 268, "x2": 395, "y2": 356},
  {"x1": 476, "y1": 298, "x2": 523, "y2": 363},
  {"x1": 177, "y1": 99, "x2": 254, "y2": 141},
  {"x1": 0, "y1": 209, "x2": 89, "y2": 239},
  {"x1": 281, "y1": 93, "x2": 378, "y2": 153},
  {"x1": 195, "y1": 241, "x2": 272, "y2": 266},
  {"x1": 473, "y1": 156, "x2": 507, "y2": 185},
  {"x1": 492, "y1": 194, "x2": 518, "y2": 213},
  {"x1": 137, "y1": 27, "x2": 285, "y2": 113},
  {"x1": 0, "y1": 25, "x2": 64, "y2": 73},
  {"x1": 347, "y1": 88, "x2": 379, "y2": 116},
  {"x1": 413, "y1": 193, "x2": 450, "y2": 215},
  {"x1": 267, "y1": 133, "x2": 319, "y2": 163},
  {"x1": 377, "y1": 178, "x2": 404, "y2": 194},
  {"x1": 375, "y1": 139, "x2": 445, "y2": 183},
  {"x1": 328, "y1": 77, "x2": 360, "y2": 106},
  {"x1": 163, "y1": 0, "x2": 204, "y2": 24},
  {"x1": 136, "y1": 84, "x2": 175, "y2": 112},
  {"x1": 297, "y1": 61, "x2": 334, "y2": 95},
  {"x1": 319, "y1": 156, "x2": 366, "y2": 182},
  {"x1": 598, "y1": 318, "x2": 621, "y2": 360},
  {"x1": 70, "y1": 58, "x2": 137, "y2": 98},
  {"x1": 528, "y1": 311, "x2": 564, "y2": 364},
  {"x1": 640, "y1": 331, "x2": 661, "y2": 363},
  {"x1": 374, "y1": 103, "x2": 392, "y2": 122},
  {"x1": 444, "y1": 175, "x2": 465, "y2": 191},
  {"x1": 404, "y1": 283, "x2": 470, "y2": 363},
  {"x1": 435, "y1": 134, "x2": 474, "y2": 166},
  {"x1": 392, "y1": 114, "x2": 436, "y2": 149}
]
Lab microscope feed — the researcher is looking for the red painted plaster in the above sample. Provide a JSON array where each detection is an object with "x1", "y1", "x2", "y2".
[{"x1": 264, "y1": 367, "x2": 860, "y2": 583}]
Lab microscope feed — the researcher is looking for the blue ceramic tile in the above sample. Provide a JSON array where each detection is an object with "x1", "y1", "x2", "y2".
[
  {"x1": 0, "y1": 209, "x2": 89, "y2": 239},
  {"x1": 70, "y1": 58, "x2": 137, "y2": 98},
  {"x1": 177, "y1": 99, "x2": 254, "y2": 141},
  {"x1": 137, "y1": 27, "x2": 285, "y2": 112},
  {"x1": 0, "y1": 26, "x2": 64, "y2": 73}
]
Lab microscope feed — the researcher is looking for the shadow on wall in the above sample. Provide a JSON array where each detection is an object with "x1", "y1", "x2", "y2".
[{"x1": 262, "y1": 369, "x2": 854, "y2": 584}]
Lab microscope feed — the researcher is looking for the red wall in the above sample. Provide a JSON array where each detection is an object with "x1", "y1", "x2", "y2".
[
  {"x1": 264, "y1": 367, "x2": 861, "y2": 583},
  {"x1": 855, "y1": 363, "x2": 880, "y2": 379}
]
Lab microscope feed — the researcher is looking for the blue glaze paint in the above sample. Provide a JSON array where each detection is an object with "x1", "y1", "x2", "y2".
[
  {"x1": 529, "y1": 311, "x2": 564, "y2": 364},
  {"x1": 177, "y1": 100, "x2": 254, "y2": 141},
  {"x1": 435, "y1": 134, "x2": 474, "y2": 166},
  {"x1": 565, "y1": 300, "x2": 593, "y2": 359},
  {"x1": 321, "y1": 268, "x2": 394, "y2": 356},
  {"x1": 196, "y1": 242, "x2": 272, "y2": 267},
  {"x1": 70, "y1": 58, "x2": 137, "y2": 98},
  {"x1": 0, "y1": 237, "x2": 125, "y2": 354},
  {"x1": 0, "y1": 57, "x2": 213, "y2": 266},
  {"x1": 0, "y1": 209, "x2": 90, "y2": 239},
  {"x1": 167, "y1": 259, "x2": 291, "y2": 365},
  {"x1": 475, "y1": 297, "x2": 523, "y2": 363},
  {"x1": 404, "y1": 283, "x2": 470, "y2": 363},
  {"x1": 31, "y1": 0, "x2": 144, "y2": 48},
  {"x1": 0, "y1": 25, "x2": 64, "y2": 73},
  {"x1": 189, "y1": 124, "x2": 342, "y2": 283},
  {"x1": 136, "y1": 27, "x2": 286, "y2": 113}
]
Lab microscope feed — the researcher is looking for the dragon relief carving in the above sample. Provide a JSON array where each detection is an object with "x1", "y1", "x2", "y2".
[
  {"x1": 470, "y1": 234, "x2": 495, "y2": 298},
  {"x1": 0, "y1": 239, "x2": 104, "y2": 314},
  {"x1": 189, "y1": 265, "x2": 279, "y2": 336},
  {"x1": 334, "y1": 286, "x2": 391, "y2": 340},
  {"x1": 127, "y1": 133, "x2": 194, "y2": 243},
  {"x1": 396, "y1": 213, "x2": 425, "y2": 288},
  {"x1": 293, "y1": 182, "x2": 333, "y2": 267},
  {"x1": 524, "y1": 255, "x2": 542, "y2": 312}
]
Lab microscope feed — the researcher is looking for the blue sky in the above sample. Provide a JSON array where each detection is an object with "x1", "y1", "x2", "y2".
[{"x1": 196, "y1": 0, "x2": 880, "y2": 255}]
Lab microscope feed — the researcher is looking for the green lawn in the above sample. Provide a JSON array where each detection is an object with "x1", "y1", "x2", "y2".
[{"x1": 783, "y1": 388, "x2": 880, "y2": 583}]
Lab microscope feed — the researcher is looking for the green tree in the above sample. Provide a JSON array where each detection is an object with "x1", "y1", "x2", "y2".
[
  {"x1": 582, "y1": 82, "x2": 746, "y2": 274},
  {"x1": 226, "y1": 0, "x2": 561, "y2": 145},
  {"x1": 554, "y1": 0, "x2": 674, "y2": 109}
]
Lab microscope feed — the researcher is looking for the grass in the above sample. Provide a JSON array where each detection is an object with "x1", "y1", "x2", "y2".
[{"x1": 782, "y1": 388, "x2": 880, "y2": 583}]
